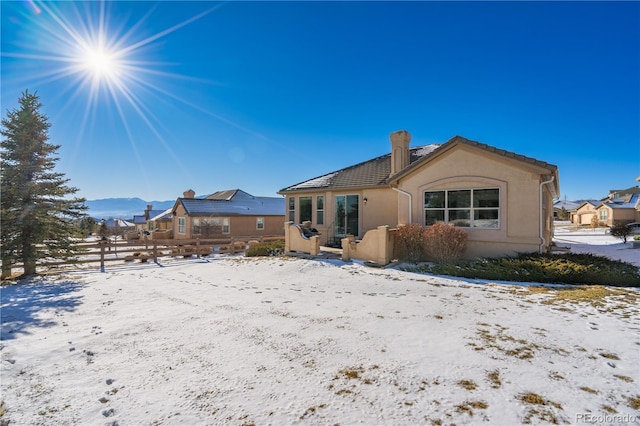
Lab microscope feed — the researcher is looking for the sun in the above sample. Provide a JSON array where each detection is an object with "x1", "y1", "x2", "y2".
[{"x1": 82, "y1": 47, "x2": 119, "y2": 80}]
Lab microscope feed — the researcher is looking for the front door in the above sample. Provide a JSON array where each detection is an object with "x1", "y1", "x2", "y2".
[{"x1": 334, "y1": 195, "x2": 359, "y2": 238}]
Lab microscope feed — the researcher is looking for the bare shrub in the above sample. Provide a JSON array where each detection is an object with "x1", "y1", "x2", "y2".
[
  {"x1": 395, "y1": 223, "x2": 427, "y2": 262},
  {"x1": 609, "y1": 222, "x2": 632, "y2": 243},
  {"x1": 424, "y1": 222, "x2": 467, "y2": 263}
]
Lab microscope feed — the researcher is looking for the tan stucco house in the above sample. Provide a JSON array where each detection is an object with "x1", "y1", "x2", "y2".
[
  {"x1": 171, "y1": 189, "x2": 285, "y2": 240},
  {"x1": 595, "y1": 193, "x2": 640, "y2": 226},
  {"x1": 573, "y1": 200, "x2": 600, "y2": 226},
  {"x1": 279, "y1": 131, "x2": 560, "y2": 259}
]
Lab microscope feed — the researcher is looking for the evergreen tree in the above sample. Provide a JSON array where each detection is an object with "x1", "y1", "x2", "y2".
[{"x1": 1, "y1": 90, "x2": 87, "y2": 278}]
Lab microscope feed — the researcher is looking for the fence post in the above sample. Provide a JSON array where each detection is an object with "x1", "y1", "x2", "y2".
[
  {"x1": 196, "y1": 238, "x2": 201, "y2": 258},
  {"x1": 230, "y1": 237, "x2": 235, "y2": 254},
  {"x1": 153, "y1": 241, "x2": 158, "y2": 264},
  {"x1": 100, "y1": 241, "x2": 105, "y2": 272}
]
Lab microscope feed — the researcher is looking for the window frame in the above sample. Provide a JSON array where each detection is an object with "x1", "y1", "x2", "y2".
[
  {"x1": 192, "y1": 218, "x2": 201, "y2": 235},
  {"x1": 316, "y1": 195, "x2": 324, "y2": 225},
  {"x1": 288, "y1": 197, "x2": 295, "y2": 222},
  {"x1": 424, "y1": 188, "x2": 500, "y2": 229},
  {"x1": 256, "y1": 217, "x2": 264, "y2": 230},
  {"x1": 599, "y1": 209, "x2": 608, "y2": 221},
  {"x1": 299, "y1": 196, "x2": 312, "y2": 223},
  {"x1": 178, "y1": 217, "x2": 186, "y2": 234}
]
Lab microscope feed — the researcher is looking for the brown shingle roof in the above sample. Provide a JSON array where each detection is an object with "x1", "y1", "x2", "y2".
[
  {"x1": 279, "y1": 145, "x2": 439, "y2": 192},
  {"x1": 279, "y1": 135, "x2": 558, "y2": 193}
]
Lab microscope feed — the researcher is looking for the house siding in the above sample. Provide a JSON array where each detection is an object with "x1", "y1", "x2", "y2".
[
  {"x1": 396, "y1": 144, "x2": 555, "y2": 258},
  {"x1": 172, "y1": 204, "x2": 284, "y2": 240}
]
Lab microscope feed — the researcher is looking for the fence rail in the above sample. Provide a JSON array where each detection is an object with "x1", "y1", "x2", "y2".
[{"x1": 10, "y1": 235, "x2": 284, "y2": 274}]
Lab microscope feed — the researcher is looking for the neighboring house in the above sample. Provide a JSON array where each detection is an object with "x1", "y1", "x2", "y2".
[
  {"x1": 572, "y1": 200, "x2": 601, "y2": 226},
  {"x1": 279, "y1": 131, "x2": 560, "y2": 259},
  {"x1": 171, "y1": 189, "x2": 285, "y2": 240},
  {"x1": 96, "y1": 218, "x2": 135, "y2": 238},
  {"x1": 607, "y1": 186, "x2": 640, "y2": 200},
  {"x1": 573, "y1": 187, "x2": 640, "y2": 227},
  {"x1": 132, "y1": 204, "x2": 169, "y2": 233},
  {"x1": 595, "y1": 193, "x2": 640, "y2": 226},
  {"x1": 553, "y1": 199, "x2": 581, "y2": 220},
  {"x1": 148, "y1": 208, "x2": 173, "y2": 232}
]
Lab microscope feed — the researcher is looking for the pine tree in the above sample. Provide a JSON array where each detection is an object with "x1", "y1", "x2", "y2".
[{"x1": 1, "y1": 90, "x2": 87, "y2": 278}]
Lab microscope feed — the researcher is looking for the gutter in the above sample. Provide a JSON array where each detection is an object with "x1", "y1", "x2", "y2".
[
  {"x1": 392, "y1": 187, "x2": 412, "y2": 224},
  {"x1": 539, "y1": 175, "x2": 555, "y2": 253}
]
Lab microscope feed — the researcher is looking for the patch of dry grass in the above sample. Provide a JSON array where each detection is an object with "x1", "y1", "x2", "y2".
[
  {"x1": 599, "y1": 352, "x2": 620, "y2": 360},
  {"x1": 487, "y1": 370, "x2": 501, "y2": 388},
  {"x1": 517, "y1": 392, "x2": 562, "y2": 409},
  {"x1": 517, "y1": 392, "x2": 564, "y2": 425},
  {"x1": 628, "y1": 395, "x2": 640, "y2": 410},
  {"x1": 457, "y1": 380, "x2": 477, "y2": 391},
  {"x1": 455, "y1": 400, "x2": 488, "y2": 415},
  {"x1": 579, "y1": 386, "x2": 598, "y2": 394},
  {"x1": 613, "y1": 374, "x2": 634, "y2": 383}
]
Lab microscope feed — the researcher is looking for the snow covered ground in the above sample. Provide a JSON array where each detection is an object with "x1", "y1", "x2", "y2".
[{"x1": 1, "y1": 227, "x2": 639, "y2": 425}]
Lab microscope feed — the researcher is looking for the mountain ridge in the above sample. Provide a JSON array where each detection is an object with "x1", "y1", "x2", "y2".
[{"x1": 85, "y1": 197, "x2": 174, "y2": 219}]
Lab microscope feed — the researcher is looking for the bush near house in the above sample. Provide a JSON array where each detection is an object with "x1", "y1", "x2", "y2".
[
  {"x1": 245, "y1": 241, "x2": 285, "y2": 257},
  {"x1": 395, "y1": 222, "x2": 467, "y2": 264},
  {"x1": 407, "y1": 253, "x2": 640, "y2": 287},
  {"x1": 423, "y1": 222, "x2": 467, "y2": 264},
  {"x1": 395, "y1": 223, "x2": 428, "y2": 262}
]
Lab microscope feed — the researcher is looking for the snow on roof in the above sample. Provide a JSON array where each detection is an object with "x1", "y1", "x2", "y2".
[{"x1": 286, "y1": 172, "x2": 338, "y2": 190}]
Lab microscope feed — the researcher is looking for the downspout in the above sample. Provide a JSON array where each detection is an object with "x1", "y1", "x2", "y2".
[
  {"x1": 539, "y1": 176, "x2": 555, "y2": 253},
  {"x1": 392, "y1": 187, "x2": 412, "y2": 224}
]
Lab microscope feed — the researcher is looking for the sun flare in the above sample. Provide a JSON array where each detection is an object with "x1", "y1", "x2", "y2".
[{"x1": 83, "y1": 48, "x2": 118, "y2": 78}]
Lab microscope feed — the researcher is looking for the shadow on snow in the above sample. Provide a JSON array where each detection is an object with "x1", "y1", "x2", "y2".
[{"x1": 0, "y1": 278, "x2": 85, "y2": 341}]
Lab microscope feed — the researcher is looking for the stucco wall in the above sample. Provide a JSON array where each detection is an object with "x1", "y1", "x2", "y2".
[
  {"x1": 172, "y1": 203, "x2": 284, "y2": 239},
  {"x1": 575, "y1": 204, "x2": 597, "y2": 226},
  {"x1": 396, "y1": 144, "x2": 555, "y2": 258},
  {"x1": 286, "y1": 188, "x2": 398, "y2": 245}
]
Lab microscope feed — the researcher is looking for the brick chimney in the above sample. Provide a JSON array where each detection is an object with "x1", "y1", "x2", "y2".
[
  {"x1": 390, "y1": 130, "x2": 411, "y2": 176},
  {"x1": 183, "y1": 189, "x2": 195, "y2": 199}
]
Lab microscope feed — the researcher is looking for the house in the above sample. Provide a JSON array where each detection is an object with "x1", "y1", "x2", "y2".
[
  {"x1": 572, "y1": 200, "x2": 601, "y2": 226},
  {"x1": 595, "y1": 193, "x2": 640, "y2": 226},
  {"x1": 279, "y1": 131, "x2": 560, "y2": 259},
  {"x1": 572, "y1": 187, "x2": 640, "y2": 227},
  {"x1": 132, "y1": 204, "x2": 170, "y2": 233},
  {"x1": 171, "y1": 189, "x2": 285, "y2": 240},
  {"x1": 148, "y1": 208, "x2": 173, "y2": 232},
  {"x1": 553, "y1": 199, "x2": 581, "y2": 220}
]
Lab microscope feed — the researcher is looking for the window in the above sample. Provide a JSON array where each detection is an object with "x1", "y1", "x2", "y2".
[
  {"x1": 221, "y1": 217, "x2": 230, "y2": 234},
  {"x1": 316, "y1": 196, "x2": 324, "y2": 225},
  {"x1": 256, "y1": 217, "x2": 264, "y2": 230},
  {"x1": 178, "y1": 217, "x2": 186, "y2": 234},
  {"x1": 299, "y1": 197, "x2": 312, "y2": 222},
  {"x1": 424, "y1": 188, "x2": 499, "y2": 228},
  {"x1": 192, "y1": 218, "x2": 201, "y2": 235},
  {"x1": 334, "y1": 195, "x2": 359, "y2": 236},
  {"x1": 288, "y1": 197, "x2": 295, "y2": 222},
  {"x1": 599, "y1": 209, "x2": 608, "y2": 221}
]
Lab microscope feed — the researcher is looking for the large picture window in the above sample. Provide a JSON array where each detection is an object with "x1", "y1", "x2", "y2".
[
  {"x1": 191, "y1": 217, "x2": 230, "y2": 236},
  {"x1": 424, "y1": 188, "x2": 499, "y2": 228}
]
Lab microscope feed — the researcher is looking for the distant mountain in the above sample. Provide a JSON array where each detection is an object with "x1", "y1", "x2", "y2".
[{"x1": 84, "y1": 197, "x2": 174, "y2": 220}]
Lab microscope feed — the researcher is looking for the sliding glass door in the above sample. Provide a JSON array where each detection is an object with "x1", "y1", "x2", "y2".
[{"x1": 334, "y1": 195, "x2": 359, "y2": 237}]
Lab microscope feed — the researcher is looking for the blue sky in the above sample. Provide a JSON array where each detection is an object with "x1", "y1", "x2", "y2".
[{"x1": 2, "y1": 1, "x2": 639, "y2": 202}]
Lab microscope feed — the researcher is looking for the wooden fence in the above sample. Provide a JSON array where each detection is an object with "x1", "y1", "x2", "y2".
[{"x1": 10, "y1": 235, "x2": 284, "y2": 274}]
